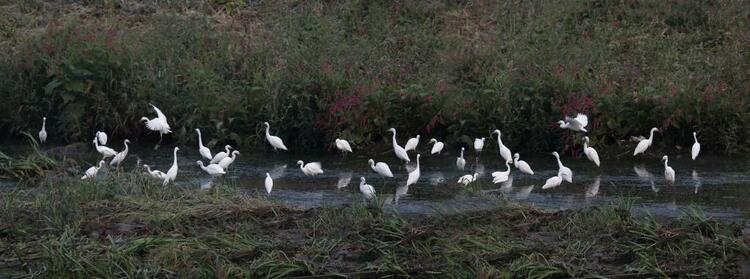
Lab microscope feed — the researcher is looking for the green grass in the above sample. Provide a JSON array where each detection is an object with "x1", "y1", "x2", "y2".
[{"x1": 0, "y1": 170, "x2": 747, "y2": 277}]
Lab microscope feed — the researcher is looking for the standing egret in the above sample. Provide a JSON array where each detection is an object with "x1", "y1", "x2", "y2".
[
  {"x1": 513, "y1": 153, "x2": 534, "y2": 175},
  {"x1": 406, "y1": 154, "x2": 421, "y2": 186},
  {"x1": 404, "y1": 135, "x2": 420, "y2": 152},
  {"x1": 491, "y1": 160, "x2": 512, "y2": 184},
  {"x1": 474, "y1": 138, "x2": 485, "y2": 154},
  {"x1": 368, "y1": 159, "x2": 394, "y2": 178},
  {"x1": 662, "y1": 155, "x2": 675, "y2": 184},
  {"x1": 197, "y1": 161, "x2": 226, "y2": 177},
  {"x1": 140, "y1": 104, "x2": 172, "y2": 145},
  {"x1": 196, "y1": 129, "x2": 212, "y2": 160},
  {"x1": 491, "y1": 130, "x2": 512, "y2": 162},
  {"x1": 633, "y1": 127, "x2": 659, "y2": 156},
  {"x1": 387, "y1": 128, "x2": 410, "y2": 162},
  {"x1": 96, "y1": 131, "x2": 108, "y2": 146},
  {"x1": 81, "y1": 160, "x2": 105, "y2": 180},
  {"x1": 217, "y1": 150, "x2": 240, "y2": 169},
  {"x1": 428, "y1": 138, "x2": 444, "y2": 155},
  {"x1": 163, "y1": 147, "x2": 179, "y2": 186},
  {"x1": 558, "y1": 113, "x2": 589, "y2": 132},
  {"x1": 210, "y1": 145, "x2": 233, "y2": 164},
  {"x1": 542, "y1": 174, "x2": 563, "y2": 189},
  {"x1": 38, "y1": 117, "x2": 47, "y2": 143},
  {"x1": 263, "y1": 122, "x2": 288, "y2": 151},
  {"x1": 457, "y1": 173, "x2": 479, "y2": 186},
  {"x1": 552, "y1": 152, "x2": 573, "y2": 183},
  {"x1": 93, "y1": 138, "x2": 117, "y2": 158},
  {"x1": 359, "y1": 177, "x2": 376, "y2": 200},
  {"x1": 297, "y1": 160, "x2": 324, "y2": 176},
  {"x1": 143, "y1": 164, "x2": 166, "y2": 179},
  {"x1": 583, "y1": 136, "x2": 600, "y2": 167},
  {"x1": 335, "y1": 138, "x2": 353, "y2": 153},
  {"x1": 691, "y1": 132, "x2": 700, "y2": 160},
  {"x1": 110, "y1": 139, "x2": 131, "y2": 167},
  {"x1": 456, "y1": 147, "x2": 466, "y2": 170},
  {"x1": 265, "y1": 173, "x2": 273, "y2": 194}
]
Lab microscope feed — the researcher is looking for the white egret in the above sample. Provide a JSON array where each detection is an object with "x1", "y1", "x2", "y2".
[
  {"x1": 691, "y1": 132, "x2": 700, "y2": 160},
  {"x1": 297, "y1": 160, "x2": 324, "y2": 176},
  {"x1": 457, "y1": 173, "x2": 479, "y2": 186},
  {"x1": 265, "y1": 173, "x2": 273, "y2": 194},
  {"x1": 143, "y1": 164, "x2": 166, "y2": 180},
  {"x1": 558, "y1": 113, "x2": 589, "y2": 132},
  {"x1": 196, "y1": 129, "x2": 212, "y2": 160},
  {"x1": 456, "y1": 147, "x2": 466, "y2": 170},
  {"x1": 359, "y1": 177, "x2": 376, "y2": 200},
  {"x1": 428, "y1": 138, "x2": 444, "y2": 155},
  {"x1": 633, "y1": 127, "x2": 659, "y2": 156},
  {"x1": 368, "y1": 159, "x2": 394, "y2": 178},
  {"x1": 217, "y1": 150, "x2": 240, "y2": 169},
  {"x1": 210, "y1": 145, "x2": 232, "y2": 164},
  {"x1": 38, "y1": 117, "x2": 47, "y2": 143},
  {"x1": 406, "y1": 154, "x2": 421, "y2": 186},
  {"x1": 263, "y1": 122, "x2": 288, "y2": 151},
  {"x1": 513, "y1": 153, "x2": 534, "y2": 175},
  {"x1": 583, "y1": 136, "x2": 600, "y2": 167},
  {"x1": 335, "y1": 138, "x2": 353, "y2": 153},
  {"x1": 662, "y1": 155, "x2": 675, "y2": 184},
  {"x1": 474, "y1": 137, "x2": 485, "y2": 154},
  {"x1": 109, "y1": 139, "x2": 131, "y2": 167},
  {"x1": 96, "y1": 131, "x2": 108, "y2": 146},
  {"x1": 141, "y1": 104, "x2": 172, "y2": 144},
  {"x1": 491, "y1": 160, "x2": 512, "y2": 184},
  {"x1": 197, "y1": 161, "x2": 226, "y2": 177},
  {"x1": 93, "y1": 137, "x2": 117, "y2": 158},
  {"x1": 552, "y1": 151, "x2": 573, "y2": 183},
  {"x1": 404, "y1": 135, "x2": 420, "y2": 151},
  {"x1": 542, "y1": 174, "x2": 563, "y2": 189},
  {"x1": 491, "y1": 130, "x2": 512, "y2": 162},
  {"x1": 387, "y1": 128, "x2": 410, "y2": 162},
  {"x1": 81, "y1": 160, "x2": 105, "y2": 180},
  {"x1": 163, "y1": 147, "x2": 179, "y2": 186}
]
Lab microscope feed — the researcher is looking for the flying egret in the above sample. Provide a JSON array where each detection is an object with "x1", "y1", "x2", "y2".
[
  {"x1": 491, "y1": 160, "x2": 512, "y2": 184},
  {"x1": 217, "y1": 150, "x2": 240, "y2": 169},
  {"x1": 265, "y1": 173, "x2": 273, "y2": 194},
  {"x1": 404, "y1": 135, "x2": 420, "y2": 152},
  {"x1": 81, "y1": 160, "x2": 105, "y2": 180},
  {"x1": 140, "y1": 104, "x2": 172, "y2": 145},
  {"x1": 368, "y1": 159, "x2": 394, "y2": 178},
  {"x1": 387, "y1": 128, "x2": 410, "y2": 162},
  {"x1": 196, "y1": 129, "x2": 212, "y2": 160},
  {"x1": 109, "y1": 139, "x2": 131, "y2": 167},
  {"x1": 691, "y1": 132, "x2": 700, "y2": 160},
  {"x1": 335, "y1": 138, "x2": 353, "y2": 153},
  {"x1": 552, "y1": 151, "x2": 573, "y2": 183},
  {"x1": 513, "y1": 153, "x2": 534, "y2": 175},
  {"x1": 96, "y1": 131, "x2": 108, "y2": 146},
  {"x1": 297, "y1": 160, "x2": 324, "y2": 176},
  {"x1": 210, "y1": 145, "x2": 232, "y2": 164},
  {"x1": 263, "y1": 122, "x2": 288, "y2": 151},
  {"x1": 558, "y1": 113, "x2": 588, "y2": 132},
  {"x1": 38, "y1": 117, "x2": 47, "y2": 143},
  {"x1": 662, "y1": 155, "x2": 675, "y2": 184},
  {"x1": 428, "y1": 138, "x2": 444, "y2": 154},
  {"x1": 456, "y1": 147, "x2": 466, "y2": 170},
  {"x1": 474, "y1": 137, "x2": 485, "y2": 154},
  {"x1": 93, "y1": 137, "x2": 117, "y2": 158},
  {"x1": 406, "y1": 154, "x2": 421, "y2": 186},
  {"x1": 163, "y1": 147, "x2": 179, "y2": 186},
  {"x1": 491, "y1": 130, "x2": 512, "y2": 162},
  {"x1": 457, "y1": 173, "x2": 479, "y2": 186},
  {"x1": 197, "y1": 161, "x2": 225, "y2": 177},
  {"x1": 583, "y1": 136, "x2": 600, "y2": 167},
  {"x1": 633, "y1": 127, "x2": 659, "y2": 156},
  {"x1": 542, "y1": 174, "x2": 563, "y2": 189},
  {"x1": 359, "y1": 177, "x2": 376, "y2": 200},
  {"x1": 143, "y1": 164, "x2": 166, "y2": 179}
]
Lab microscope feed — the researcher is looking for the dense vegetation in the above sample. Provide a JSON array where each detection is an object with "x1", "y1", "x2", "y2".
[{"x1": 0, "y1": 0, "x2": 748, "y2": 155}]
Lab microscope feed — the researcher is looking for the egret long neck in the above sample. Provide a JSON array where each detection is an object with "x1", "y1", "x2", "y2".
[
  {"x1": 197, "y1": 130, "x2": 203, "y2": 146},
  {"x1": 664, "y1": 158, "x2": 669, "y2": 167},
  {"x1": 124, "y1": 141, "x2": 129, "y2": 151},
  {"x1": 42, "y1": 119, "x2": 46, "y2": 129},
  {"x1": 555, "y1": 155, "x2": 563, "y2": 168},
  {"x1": 172, "y1": 149, "x2": 178, "y2": 165},
  {"x1": 391, "y1": 132, "x2": 398, "y2": 147},
  {"x1": 648, "y1": 129, "x2": 655, "y2": 141},
  {"x1": 265, "y1": 125, "x2": 271, "y2": 137},
  {"x1": 460, "y1": 150, "x2": 464, "y2": 158},
  {"x1": 693, "y1": 133, "x2": 698, "y2": 143}
]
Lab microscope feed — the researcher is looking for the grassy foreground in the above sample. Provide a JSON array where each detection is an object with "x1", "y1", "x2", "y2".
[{"x1": 0, "y1": 172, "x2": 747, "y2": 278}]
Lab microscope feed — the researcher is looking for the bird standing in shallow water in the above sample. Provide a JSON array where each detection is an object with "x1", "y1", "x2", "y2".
[
  {"x1": 428, "y1": 138, "x2": 444, "y2": 155},
  {"x1": 82, "y1": 160, "x2": 105, "y2": 180},
  {"x1": 335, "y1": 138, "x2": 353, "y2": 154},
  {"x1": 406, "y1": 154, "x2": 421, "y2": 186},
  {"x1": 297, "y1": 160, "x2": 324, "y2": 176},
  {"x1": 110, "y1": 139, "x2": 131, "y2": 167},
  {"x1": 265, "y1": 173, "x2": 273, "y2": 194},
  {"x1": 583, "y1": 136, "x2": 600, "y2": 167},
  {"x1": 457, "y1": 173, "x2": 479, "y2": 186},
  {"x1": 663, "y1": 155, "x2": 675, "y2": 184},
  {"x1": 387, "y1": 128, "x2": 410, "y2": 163},
  {"x1": 691, "y1": 132, "x2": 700, "y2": 160},
  {"x1": 633, "y1": 127, "x2": 659, "y2": 156},
  {"x1": 359, "y1": 177, "x2": 376, "y2": 200},
  {"x1": 163, "y1": 147, "x2": 179, "y2": 186},
  {"x1": 94, "y1": 137, "x2": 117, "y2": 158},
  {"x1": 474, "y1": 138, "x2": 485, "y2": 155},
  {"x1": 217, "y1": 151, "x2": 240, "y2": 169},
  {"x1": 38, "y1": 117, "x2": 47, "y2": 143},
  {"x1": 513, "y1": 153, "x2": 534, "y2": 175},
  {"x1": 405, "y1": 135, "x2": 420, "y2": 152},
  {"x1": 264, "y1": 122, "x2": 288, "y2": 151},
  {"x1": 197, "y1": 161, "x2": 225, "y2": 177},
  {"x1": 196, "y1": 129, "x2": 212, "y2": 160},
  {"x1": 368, "y1": 159, "x2": 394, "y2": 178},
  {"x1": 552, "y1": 152, "x2": 573, "y2": 183},
  {"x1": 491, "y1": 130, "x2": 512, "y2": 162},
  {"x1": 456, "y1": 147, "x2": 466, "y2": 170},
  {"x1": 211, "y1": 145, "x2": 233, "y2": 164},
  {"x1": 542, "y1": 174, "x2": 563, "y2": 189},
  {"x1": 492, "y1": 160, "x2": 512, "y2": 184}
]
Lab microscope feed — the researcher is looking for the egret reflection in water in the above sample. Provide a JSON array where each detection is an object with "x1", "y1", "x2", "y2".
[{"x1": 586, "y1": 176, "x2": 601, "y2": 199}]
